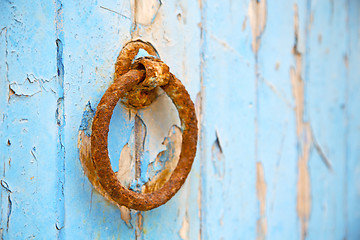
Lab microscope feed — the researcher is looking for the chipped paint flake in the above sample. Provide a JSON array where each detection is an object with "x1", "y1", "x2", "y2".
[
  {"x1": 143, "y1": 125, "x2": 182, "y2": 193},
  {"x1": 116, "y1": 143, "x2": 135, "y2": 188},
  {"x1": 248, "y1": 0, "x2": 267, "y2": 54},
  {"x1": 256, "y1": 162, "x2": 267, "y2": 240},
  {"x1": 296, "y1": 125, "x2": 311, "y2": 240},
  {"x1": 132, "y1": 0, "x2": 162, "y2": 26},
  {"x1": 291, "y1": 4, "x2": 311, "y2": 240},
  {"x1": 179, "y1": 212, "x2": 189, "y2": 240},
  {"x1": 119, "y1": 206, "x2": 132, "y2": 228},
  {"x1": 8, "y1": 74, "x2": 57, "y2": 97}
]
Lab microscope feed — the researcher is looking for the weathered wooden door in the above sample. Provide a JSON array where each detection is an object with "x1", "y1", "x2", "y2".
[{"x1": 0, "y1": 0, "x2": 359, "y2": 239}]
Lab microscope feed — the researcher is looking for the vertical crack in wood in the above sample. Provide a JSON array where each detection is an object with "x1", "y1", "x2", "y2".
[
  {"x1": 55, "y1": 0, "x2": 65, "y2": 238},
  {"x1": 134, "y1": 114, "x2": 146, "y2": 182},
  {"x1": 134, "y1": 113, "x2": 145, "y2": 239}
]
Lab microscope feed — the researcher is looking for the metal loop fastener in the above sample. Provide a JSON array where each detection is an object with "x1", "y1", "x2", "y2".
[
  {"x1": 87, "y1": 41, "x2": 198, "y2": 211},
  {"x1": 115, "y1": 40, "x2": 163, "y2": 109}
]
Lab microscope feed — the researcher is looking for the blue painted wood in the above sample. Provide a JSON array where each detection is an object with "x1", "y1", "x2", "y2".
[
  {"x1": 0, "y1": 1, "x2": 60, "y2": 238},
  {"x1": 0, "y1": 0, "x2": 359, "y2": 239},
  {"x1": 306, "y1": 1, "x2": 348, "y2": 239}
]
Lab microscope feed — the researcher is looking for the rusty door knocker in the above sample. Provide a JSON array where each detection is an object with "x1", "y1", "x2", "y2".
[{"x1": 79, "y1": 40, "x2": 198, "y2": 211}]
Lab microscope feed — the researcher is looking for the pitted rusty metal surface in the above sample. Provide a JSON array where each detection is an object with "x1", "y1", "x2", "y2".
[
  {"x1": 86, "y1": 41, "x2": 198, "y2": 211},
  {"x1": 115, "y1": 40, "x2": 163, "y2": 109}
]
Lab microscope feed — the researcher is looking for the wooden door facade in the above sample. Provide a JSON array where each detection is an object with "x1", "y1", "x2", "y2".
[{"x1": 0, "y1": 0, "x2": 359, "y2": 239}]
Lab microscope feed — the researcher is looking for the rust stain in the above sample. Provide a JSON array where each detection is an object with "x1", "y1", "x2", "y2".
[
  {"x1": 256, "y1": 162, "x2": 267, "y2": 240},
  {"x1": 248, "y1": 0, "x2": 267, "y2": 54},
  {"x1": 291, "y1": 4, "x2": 311, "y2": 240}
]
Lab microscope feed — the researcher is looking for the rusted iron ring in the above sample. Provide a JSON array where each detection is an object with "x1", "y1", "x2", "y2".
[{"x1": 90, "y1": 41, "x2": 198, "y2": 211}]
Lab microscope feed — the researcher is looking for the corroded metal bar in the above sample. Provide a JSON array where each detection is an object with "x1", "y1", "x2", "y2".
[{"x1": 89, "y1": 62, "x2": 197, "y2": 211}]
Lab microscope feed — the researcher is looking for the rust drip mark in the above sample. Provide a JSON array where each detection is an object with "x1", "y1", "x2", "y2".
[
  {"x1": 291, "y1": 4, "x2": 311, "y2": 240},
  {"x1": 248, "y1": 0, "x2": 267, "y2": 54},
  {"x1": 179, "y1": 212, "x2": 189, "y2": 240},
  {"x1": 256, "y1": 162, "x2": 267, "y2": 240}
]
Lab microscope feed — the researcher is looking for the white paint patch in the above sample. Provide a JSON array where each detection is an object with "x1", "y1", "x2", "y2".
[
  {"x1": 116, "y1": 143, "x2": 135, "y2": 188},
  {"x1": 248, "y1": 0, "x2": 267, "y2": 54},
  {"x1": 132, "y1": 0, "x2": 162, "y2": 26},
  {"x1": 9, "y1": 74, "x2": 57, "y2": 97},
  {"x1": 179, "y1": 212, "x2": 189, "y2": 240},
  {"x1": 120, "y1": 206, "x2": 132, "y2": 228}
]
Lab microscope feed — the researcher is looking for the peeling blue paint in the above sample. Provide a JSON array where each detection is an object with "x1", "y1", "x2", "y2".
[
  {"x1": 1, "y1": 0, "x2": 359, "y2": 239},
  {"x1": 79, "y1": 101, "x2": 95, "y2": 137}
]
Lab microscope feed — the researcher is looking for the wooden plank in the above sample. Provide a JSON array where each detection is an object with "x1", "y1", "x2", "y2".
[
  {"x1": 305, "y1": 1, "x2": 349, "y2": 239},
  {"x1": 0, "y1": 1, "x2": 59, "y2": 239},
  {"x1": 60, "y1": 0, "x2": 135, "y2": 239},
  {"x1": 0, "y1": 1, "x2": 359, "y2": 239},
  {"x1": 255, "y1": 1, "x2": 299, "y2": 239},
  {"x1": 62, "y1": 0, "x2": 201, "y2": 239},
  {"x1": 200, "y1": 0, "x2": 258, "y2": 239},
  {"x1": 135, "y1": 0, "x2": 202, "y2": 239},
  {"x1": 346, "y1": 1, "x2": 360, "y2": 240}
]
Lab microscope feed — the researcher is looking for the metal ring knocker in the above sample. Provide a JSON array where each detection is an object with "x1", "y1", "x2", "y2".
[{"x1": 81, "y1": 40, "x2": 198, "y2": 211}]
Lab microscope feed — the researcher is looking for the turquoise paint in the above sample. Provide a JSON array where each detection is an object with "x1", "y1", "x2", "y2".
[{"x1": 0, "y1": 0, "x2": 359, "y2": 239}]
